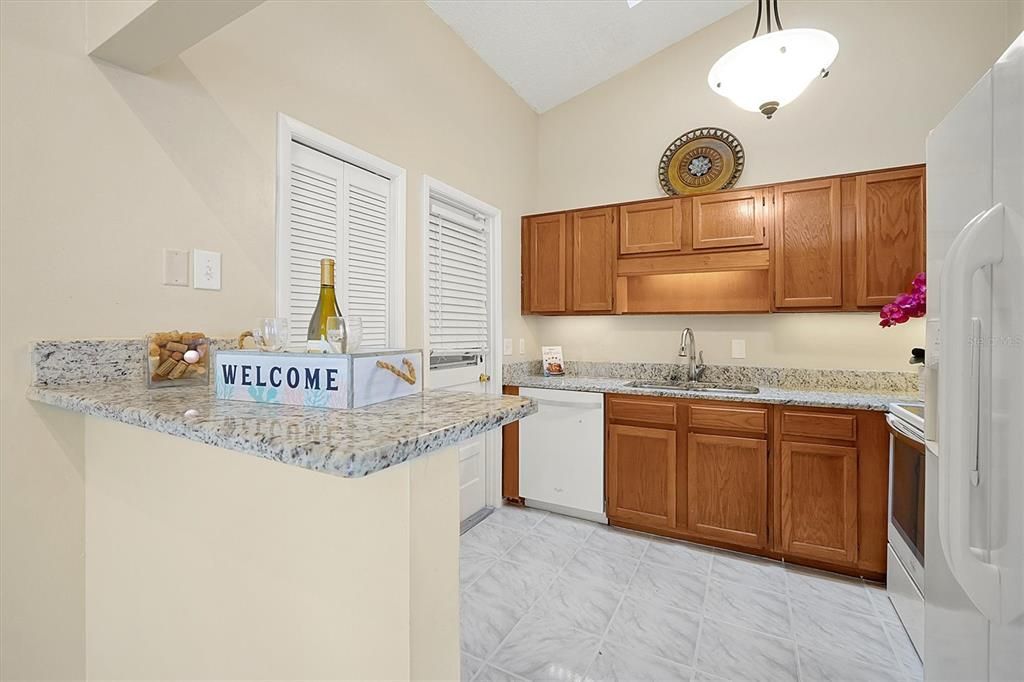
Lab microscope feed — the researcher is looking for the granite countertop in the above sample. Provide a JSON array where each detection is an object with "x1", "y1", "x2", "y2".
[
  {"x1": 27, "y1": 382, "x2": 535, "y2": 478},
  {"x1": 507, "y1": 374, "x2": 916, "y2": 411}
]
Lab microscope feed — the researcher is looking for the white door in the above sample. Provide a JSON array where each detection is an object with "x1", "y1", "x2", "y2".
[{"x1": 424, "y1": 186, "x2": 498, "y2": 523}]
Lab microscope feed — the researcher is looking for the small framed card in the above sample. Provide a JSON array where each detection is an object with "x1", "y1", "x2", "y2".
[{"x1": 542, "y1": 346, "x2": 565, "y2": 377}]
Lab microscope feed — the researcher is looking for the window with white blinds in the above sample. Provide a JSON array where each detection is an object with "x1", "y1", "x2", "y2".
[
  {"x1": 427, "y1": 198, "x2": 490, "y2": 360},
  {"x1": 282, "y1": 141, "x2": 393, "y2": 350}
]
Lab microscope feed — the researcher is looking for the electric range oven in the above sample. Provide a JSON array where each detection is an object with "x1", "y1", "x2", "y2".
[{"x1": 886, "y1": 402, "x2": 926, "y2": 655}]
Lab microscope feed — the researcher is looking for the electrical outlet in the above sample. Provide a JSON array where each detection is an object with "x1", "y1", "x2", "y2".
[
  {"x1": 193, "y1": 249, "x2": 222, "y2": 290},
  {"x1": 163, "y1": 249, "x2": 189, "y2": 286},
  {"x1": 503, "y1": 338, "x2": 513, "y2": 356},
  {"x1": 731, "y1": 339, "x2": 747, "y2": 359},
  {"x1": 519, "y1": 338, "x2": 526, "y2": 355}
]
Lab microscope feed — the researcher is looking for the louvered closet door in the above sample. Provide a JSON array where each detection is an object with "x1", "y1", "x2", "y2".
[
  {"x1": 283, "y1": 142, "x2": 393, "y2": 350},
  {"x1": 340, "y1": 165, "x2": 392, "y2": 349},
  {"x1": 285, "y1": 142, "x2": 342, "y2": 349}
]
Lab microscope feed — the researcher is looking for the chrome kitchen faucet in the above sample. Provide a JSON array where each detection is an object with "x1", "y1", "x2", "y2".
[{"x1": 678, "y1": 328, "x2": 707, "y2": 382}]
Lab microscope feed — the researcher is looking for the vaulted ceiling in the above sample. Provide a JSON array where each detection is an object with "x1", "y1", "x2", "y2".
[{"x1": 426, "y1": 0, "x2": 750, "y2": 113}]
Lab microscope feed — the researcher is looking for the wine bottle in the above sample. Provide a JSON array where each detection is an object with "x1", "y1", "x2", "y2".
[{"x1": 306, "y1": 258, "x2": 343, "y2": 351}]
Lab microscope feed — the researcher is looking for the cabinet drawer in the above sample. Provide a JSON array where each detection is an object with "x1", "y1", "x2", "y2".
[
  {"x1": 689, "y1": 404, "x2": 768, "y2": 434},
  {"x1": 608, "y1": 396, "x2": 677, "y2": 426},
  {"x1": 781, "y1": 410, "x2": 857, "y2": 441}
]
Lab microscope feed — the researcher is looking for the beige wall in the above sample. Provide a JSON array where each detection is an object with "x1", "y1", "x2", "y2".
[
  {"x1": 84, "y1": 418, "x2": 458, "y2": 680},
  {"x1": 528, "y1": 0, "x2": 1019, "y2": 369},
  {"x1": 0, "y1": 1, "x2": 536, "y2": 678}
]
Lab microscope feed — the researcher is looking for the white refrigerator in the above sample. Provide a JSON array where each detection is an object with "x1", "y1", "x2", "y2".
[{"x1": 924, "y1": 31, "x2": 1024, "y2": 680}]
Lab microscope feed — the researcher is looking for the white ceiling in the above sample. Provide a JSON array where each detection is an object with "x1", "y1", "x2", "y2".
[{"x1": 425, "y1": 0, "x2": 750, "y2": 113}]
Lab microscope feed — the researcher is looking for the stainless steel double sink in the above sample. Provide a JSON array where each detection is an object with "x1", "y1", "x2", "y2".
[{"x1": 624, "y1": 379, "x2": 761, "y2": 395}]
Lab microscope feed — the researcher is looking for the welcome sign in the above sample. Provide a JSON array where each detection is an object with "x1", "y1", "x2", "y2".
[{"x1": 214, "y1": 349, "x2": 422, "y2": 410}]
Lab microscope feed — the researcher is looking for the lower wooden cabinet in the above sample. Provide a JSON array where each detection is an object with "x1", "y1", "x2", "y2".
[
  {"x1": 777, "y1": 440, "x2": 858, "y2": 564},
  {"x1": 686, "y1": 432, "x2": 768, "y2": 549},
  {"x1": 601, "y1": 394, "x2": 890, "y2": 579},
  {"x1": 606, "y1": 423, "x2": 676, "y2": 529}
]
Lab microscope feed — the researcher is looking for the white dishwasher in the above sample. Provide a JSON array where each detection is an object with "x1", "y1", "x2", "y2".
[{"x1": 518, "y1": 387, "x2": 606, "y2": 523}]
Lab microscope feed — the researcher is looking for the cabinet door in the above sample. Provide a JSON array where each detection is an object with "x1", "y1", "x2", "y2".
[
  {"x1": 691, "y1": 188, "x2": 768, "y2": 250},
  {"x1": 607, "y1": 424, "x2": 677, "y2": 528},
  {"x1": 778, "y1": 440, "x2": 858, "y2": 564},
  {"x1": 571, "y1": 207, "x2": 616, "y2": 312},
  {"x1": 686, "y1": 433, "x2": 768, "y2": 548},
  {"x1": 619, "y1": 198, "x2": 683, "y2": 255},
  {"x1": 773, "y1": 179, "x2": 843, "y2": 308},
  {"x1": 523, "y1": 213, "x2": 568, "y2": 313},
  {"x1": 854, "y1": 167, "x2": 925, "y2": 306}
]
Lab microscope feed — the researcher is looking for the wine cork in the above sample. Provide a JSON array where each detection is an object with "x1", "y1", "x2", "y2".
[
  {"x1": 165, "y1": 341, "x2": 188, "y2": 353},
  {"x1": 155, "y1": 357, "x2": 178, "y2": 377},
  {"x1": 168, "y1": 361, "x2": 189, "y2": 379}
]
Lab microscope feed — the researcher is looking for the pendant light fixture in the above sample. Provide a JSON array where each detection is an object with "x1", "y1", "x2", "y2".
[{"x1": 708, "y1": 0, "x2": 838, "y2": 119}]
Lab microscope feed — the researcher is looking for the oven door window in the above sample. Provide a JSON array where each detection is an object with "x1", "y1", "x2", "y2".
[{"x1": 891, "y1": 432, "x2": 926, "y2": 564}]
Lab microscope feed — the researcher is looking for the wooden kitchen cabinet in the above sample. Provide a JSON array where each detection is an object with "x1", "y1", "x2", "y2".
[
  {"x1": 777, "y1": 440, "x2": 859, "y2": 565},
  {"x1": 599, "y1": 394, "x2": 889, "y2": 579},
  {"x1": 686, "y1": 432, "x2": 769, "y2": 549},
  {"x1": 571, "y1": 207, "x2": 616, "y2": 312},
  {"x1": 522, "y1": 163, "x2": 924, "y2": 316},
  {"x1": 522, "y1": 213, "x2": 568, "y2": 313},
  {"x1": 854, "y1": 167, "x2": 925, "y2": 306},
  {"x1": 606, "y1": 423, "x2": 677, "y2": 529},
  {"x1": 773, "y1": 178, "x2": 843, "y2": 309},
  {"x1": 691, "y1": 187, "x2": 769, "y2": 251},
  {"x1": 618, "y1": 198, "x2": 684, "y2": 255},
  {"x1": 772, "y1": 406, "x2": 889, "y2": 576}
]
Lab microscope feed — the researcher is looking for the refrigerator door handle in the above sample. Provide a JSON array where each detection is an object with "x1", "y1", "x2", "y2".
[{"x1": 938, "y1": 202, "x2": 1005, "y2": 622}]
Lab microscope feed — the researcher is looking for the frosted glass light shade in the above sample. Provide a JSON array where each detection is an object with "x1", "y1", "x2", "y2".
[{"x1": 708, "y1": 28, "x2": 838, "y2": 118}]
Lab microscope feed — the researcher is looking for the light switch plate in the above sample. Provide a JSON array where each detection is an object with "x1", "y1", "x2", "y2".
[
  {"x1": 519, "y1": 338, "x2": 526, "y2": 355},
  {"x1": 163, "y1": 248, "x2": 189, "y2": 286},
  {"x1": 193, "y1": 249, "x2": 221, "y2": 290},
  {"x1": 503, "y1": 338, "x2": 513, "y2": 356},
  {"x1": 731, "y1": 339, "x2": 747, "y2": 359}
]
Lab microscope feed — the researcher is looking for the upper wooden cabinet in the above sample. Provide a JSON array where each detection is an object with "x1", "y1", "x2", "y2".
[
  {"x1": 854, "y1": 167, "x2": 925, "y2": 306},
  {"x1": 522, "y1": 213, "x2": 567, "y2": 313},
  {"x1": 773, "y1": 178, "x2": 843, "y2": 309},
  {"x1": 571, "y1": 208, "x2": 616, "y2": 312},
  {"x1": 691, "y1": 187, "x2": 769, "y2": 251},
  {"x1": 607, "y1": 423, "x2": 677, "y2": 529},
  {"x1": 618, "y1": 198, "x2": 683, "y2": 255},
  {"x1": 521, "y1": 164, "x2": 924, "y2": 316}
]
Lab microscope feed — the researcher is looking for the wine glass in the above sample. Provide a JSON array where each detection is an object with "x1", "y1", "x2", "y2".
[
  {"x1": 326, "y1": 316, "x2": 347, "y2": 353},
  {"x1": 344, "y1": 316, "x2": 363, "y2": 352},
  {"x1": 254, "y1": 318, "x2": 289, "y2": 352}
]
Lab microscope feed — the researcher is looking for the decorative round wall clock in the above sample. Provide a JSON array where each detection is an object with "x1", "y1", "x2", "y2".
[{"x1": 658, "y1": 127, "x2": 745, "y2": 196}]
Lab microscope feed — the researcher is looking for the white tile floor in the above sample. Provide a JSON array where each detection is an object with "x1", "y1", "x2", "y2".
[{"x1": 460, "y1": 504, "x2": 924, "y2": 682}]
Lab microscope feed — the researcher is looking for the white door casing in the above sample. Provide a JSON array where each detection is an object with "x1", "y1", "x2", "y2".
[{"x1": 275, "y1": 113, "x2": 407, "y2": 348}]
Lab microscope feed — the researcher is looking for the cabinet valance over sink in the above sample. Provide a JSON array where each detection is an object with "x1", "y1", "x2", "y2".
[{"x1": 521, "y1": 164, "x2": 924, "y2": 316}]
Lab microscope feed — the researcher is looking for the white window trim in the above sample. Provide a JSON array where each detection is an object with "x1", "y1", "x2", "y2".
[
  {"x1": 421, "y1": 175, "x2": 503, "y2": 508},
  {"x1": 275, "y1": 113, "x2": 407, "y2": 347}
]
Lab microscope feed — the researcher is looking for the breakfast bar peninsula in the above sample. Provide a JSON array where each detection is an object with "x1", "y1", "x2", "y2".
[{"x1": 27, "y1": 340, "x2": 534, "y2": 681}]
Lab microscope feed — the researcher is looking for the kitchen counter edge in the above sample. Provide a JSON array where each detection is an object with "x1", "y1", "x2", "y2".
[{"x1": 27, "y1": 383, "x2": 536, "y2": 478}]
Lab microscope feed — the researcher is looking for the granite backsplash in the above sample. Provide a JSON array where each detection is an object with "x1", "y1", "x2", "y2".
[{"x1": 502, "y1": 359, "x2": 918, "y2": 394}]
